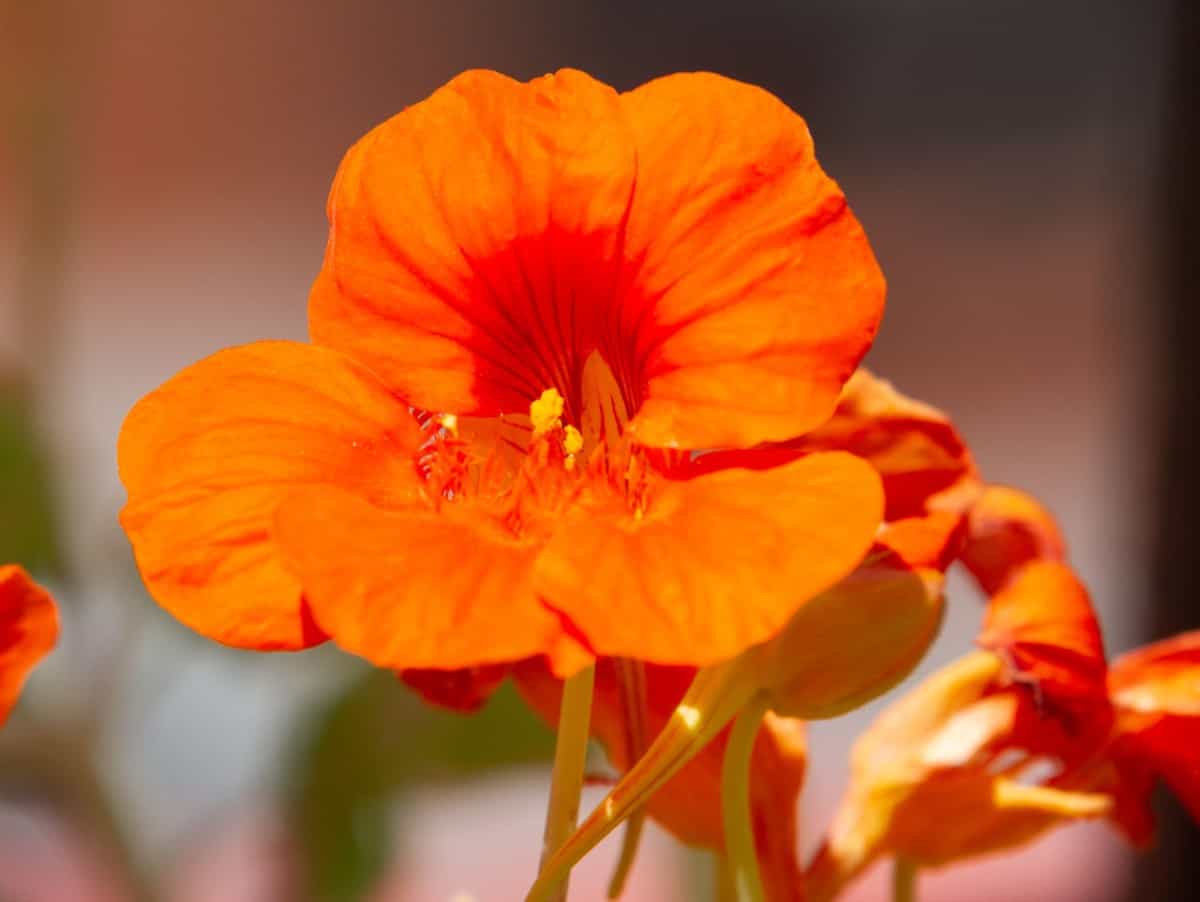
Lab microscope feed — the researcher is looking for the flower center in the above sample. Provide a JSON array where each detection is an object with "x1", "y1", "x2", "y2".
[{"x1": 414, "y1": 384, "x2": 661, "y2": 538}]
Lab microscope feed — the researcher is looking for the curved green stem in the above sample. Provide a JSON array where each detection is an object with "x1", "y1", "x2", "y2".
[
  {"x1": 526, "y1": 657, "x2": 759, "y2": 902},
  {"x1": 538, "y1": 663, "x2": 596, "y2": 902},
  {"x1": 607, "y1": 658, "x2": 649, "y2": 898},
  {"x1": 715, "y1": 853, "x2": 737, "y2": 902},
  {"x1": 721, "y1": 695, "x2": 770, "y2": 902},
  {"x1": 892, "y1": 857, "x2": 917, "y2": 902},
  {"x1": 606, "y1": 807, "x2": 645, "y2": 898}
]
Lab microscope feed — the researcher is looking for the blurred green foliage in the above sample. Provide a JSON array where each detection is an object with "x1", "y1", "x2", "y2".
[
  {"x1": 287, "y1": 668, "x2": 555, "y2": 902},
  {"x1": 0, "y1": 383, "x2": 66, "y2": 579}
]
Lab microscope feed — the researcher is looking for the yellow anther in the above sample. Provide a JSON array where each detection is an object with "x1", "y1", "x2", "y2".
[
  {"x1": 438, "y1": 413, "x2": 459, "y2": 436},
  {"x1": 563, "y1": 424, "x2": 583, "y2": 456},
  {"x1": 530, "y1": 388, "x2": 565, "y2": 436}
]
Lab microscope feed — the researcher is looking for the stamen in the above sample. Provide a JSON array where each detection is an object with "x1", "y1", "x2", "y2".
[
  {"x1": 563, "y1": 425, "x2": 583, "y2": 456},
  {"x1": 563, "y1": 424, "x2": 583, "y2": 471},
  {"x1": 530, "y1": 388, "x2": 566, "y2": 435}
]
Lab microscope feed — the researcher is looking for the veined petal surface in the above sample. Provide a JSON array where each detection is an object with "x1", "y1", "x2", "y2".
[
  {"x1": 535, "y1": 451, "x2": 883, "y2": 664},
  {"x1": 118, "y1": 341, "x2": 423, "y2": 649}
]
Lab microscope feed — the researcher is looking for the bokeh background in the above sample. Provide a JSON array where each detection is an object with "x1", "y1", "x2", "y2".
[{"x1": 1, "y1": 0, "x2": 1195, "y2": 899}]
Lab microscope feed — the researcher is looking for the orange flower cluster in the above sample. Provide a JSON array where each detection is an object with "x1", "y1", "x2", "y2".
[{"x1": 114, "y1": 68, "x2": 1198, "y2": 899}]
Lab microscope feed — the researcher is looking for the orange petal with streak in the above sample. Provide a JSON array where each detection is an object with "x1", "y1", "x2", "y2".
[
  {"x1": 618, "y1": 74, "x2": 885, "y2": 449},
  {"x1": 311, "y1": 69, "x2": 635, "y2": 421},
  {"x1": 536, "y1": 451, "x2": 884, "y2": 665},
  {"x1": 118, "y1": 341, "x2": 423, "y2": 650},
  {"x1": 313, "y1": 69, "x2": 884, "y2": 451},
  {"x1": 0, "y1": 565, "x2": 58, "y2": 725}
]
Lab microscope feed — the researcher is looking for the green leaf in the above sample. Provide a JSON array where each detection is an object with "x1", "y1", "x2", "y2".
[
  {"x1": 286, "y1": 668, "x2": 554, "y2": 902},
  {"x1": 0, "y1": 382, "x2": 65, "y2": 579}
]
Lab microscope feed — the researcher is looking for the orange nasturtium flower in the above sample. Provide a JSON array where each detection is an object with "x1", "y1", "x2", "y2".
[
  {"x1": 118, "y1": 67, "x2": 889, "y2": 675},
  {"x1": 117, "y1": 65, "x2": 924, "y2": 859},
  {"x1": 0, "y1": 565, "x2": 58, "y2": 726}
]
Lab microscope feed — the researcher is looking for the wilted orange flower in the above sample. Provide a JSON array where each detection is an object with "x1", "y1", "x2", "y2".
[
  {"x1": 119, "y1": 69, "x2": 887, "y2": 679},
  {"x1": 807, "y1": 549, "x2": 1200, "y2": 900},
  {"x1": 0, "y1": 565, "x2": 58, "y2": 725}
]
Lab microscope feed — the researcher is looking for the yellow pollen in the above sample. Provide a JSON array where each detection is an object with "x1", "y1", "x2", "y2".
[
  {"x1": 438, "y1": 413, "x2": 459, "y2": 436},
  {"x1": 563, "y1": 424, "x2": 583, "y2": 455},
  {"x1": 530, "y1": 388, "x2": 565, "y2": 436}
]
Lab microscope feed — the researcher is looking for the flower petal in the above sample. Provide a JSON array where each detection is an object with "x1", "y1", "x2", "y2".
[
  {"x1": 311, "y1": 69, "x2": 636, "y2": 421},
  {"x1": 619, "y1": 74, "x2": 885, "y2": 449},
  {"x1": 535, "y1": 451, "x2": 883, "y2": 664},
  {"x1": 806, "y1": 652, "x2": 1006, "y2": 899},
  {"x1": 1109, "y1": 630, "x2": 1200, "y2": 716},
  {"x1": 1107, "y1": 631, "x2": 1200, "y2": 835},
  {"x1": 677, "y1": 371, "x2": 978, "y2": 536},
  {"x1": 118, "y1": 341, "x2": 424, "y2": 650},
  {"x1": 796, "y1": 370, "x2": 978, "y2": 519},
  {"x1": 806, "y1": 646, "x2": 1111, "y2": 899},
  {"x1": 314, "y1": 69, "x2": 883, "y2": 451},
  {"x1": 398, "y1": 664, "x2": 510, "y2": 713},
  {"x1": 960, "y1": 485, "x2": 1066, "y2": 594},
  {"x1": 976, "y1": 561, "x2": 1109, "y2": 732},
  {"x1": 274, "y1": 487, "x2": 586, "y2": 672},
  {"x1": 0, "y1": 565, "x2": 58, "y2": 725},
  {"x1": 877, "y1": 511, "x2": 966, "y2": 571}
]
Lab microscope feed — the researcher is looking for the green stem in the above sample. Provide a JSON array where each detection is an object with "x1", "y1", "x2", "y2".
[
  {"x1": 606, "y1": 810, "x2": 645, "y2": 899},
  {"x1": 526, "y1": 658, "x2": 758, "y2": 902},
  {"x1": 607, "y1": 658, "x2": 649, "y2": 899},
  {"x1": 538, "y1": 663, "x2": 596, "y2": 902},
  {"x1": 721, "y1": 695, "x2": 770, "y2": 902},
  {"x1": 892, "y1": 857, "x2": 917, "y2": 902},
  {"x1": 715, "y1": 852, "x2": 737, "y2": 902}
]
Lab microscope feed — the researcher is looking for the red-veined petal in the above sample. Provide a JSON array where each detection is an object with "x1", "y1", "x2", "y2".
[
  {"x1": 311, "y1": 69, "x2": 635, "y2": 422},
  {"x1": 619, "y1": 74, "x2": 884, "y2": 449}
]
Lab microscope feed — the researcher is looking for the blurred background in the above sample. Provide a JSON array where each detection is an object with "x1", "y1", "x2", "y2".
[{"x1": 1, "y1": 0, "x2": 1194, "y2": 899}]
